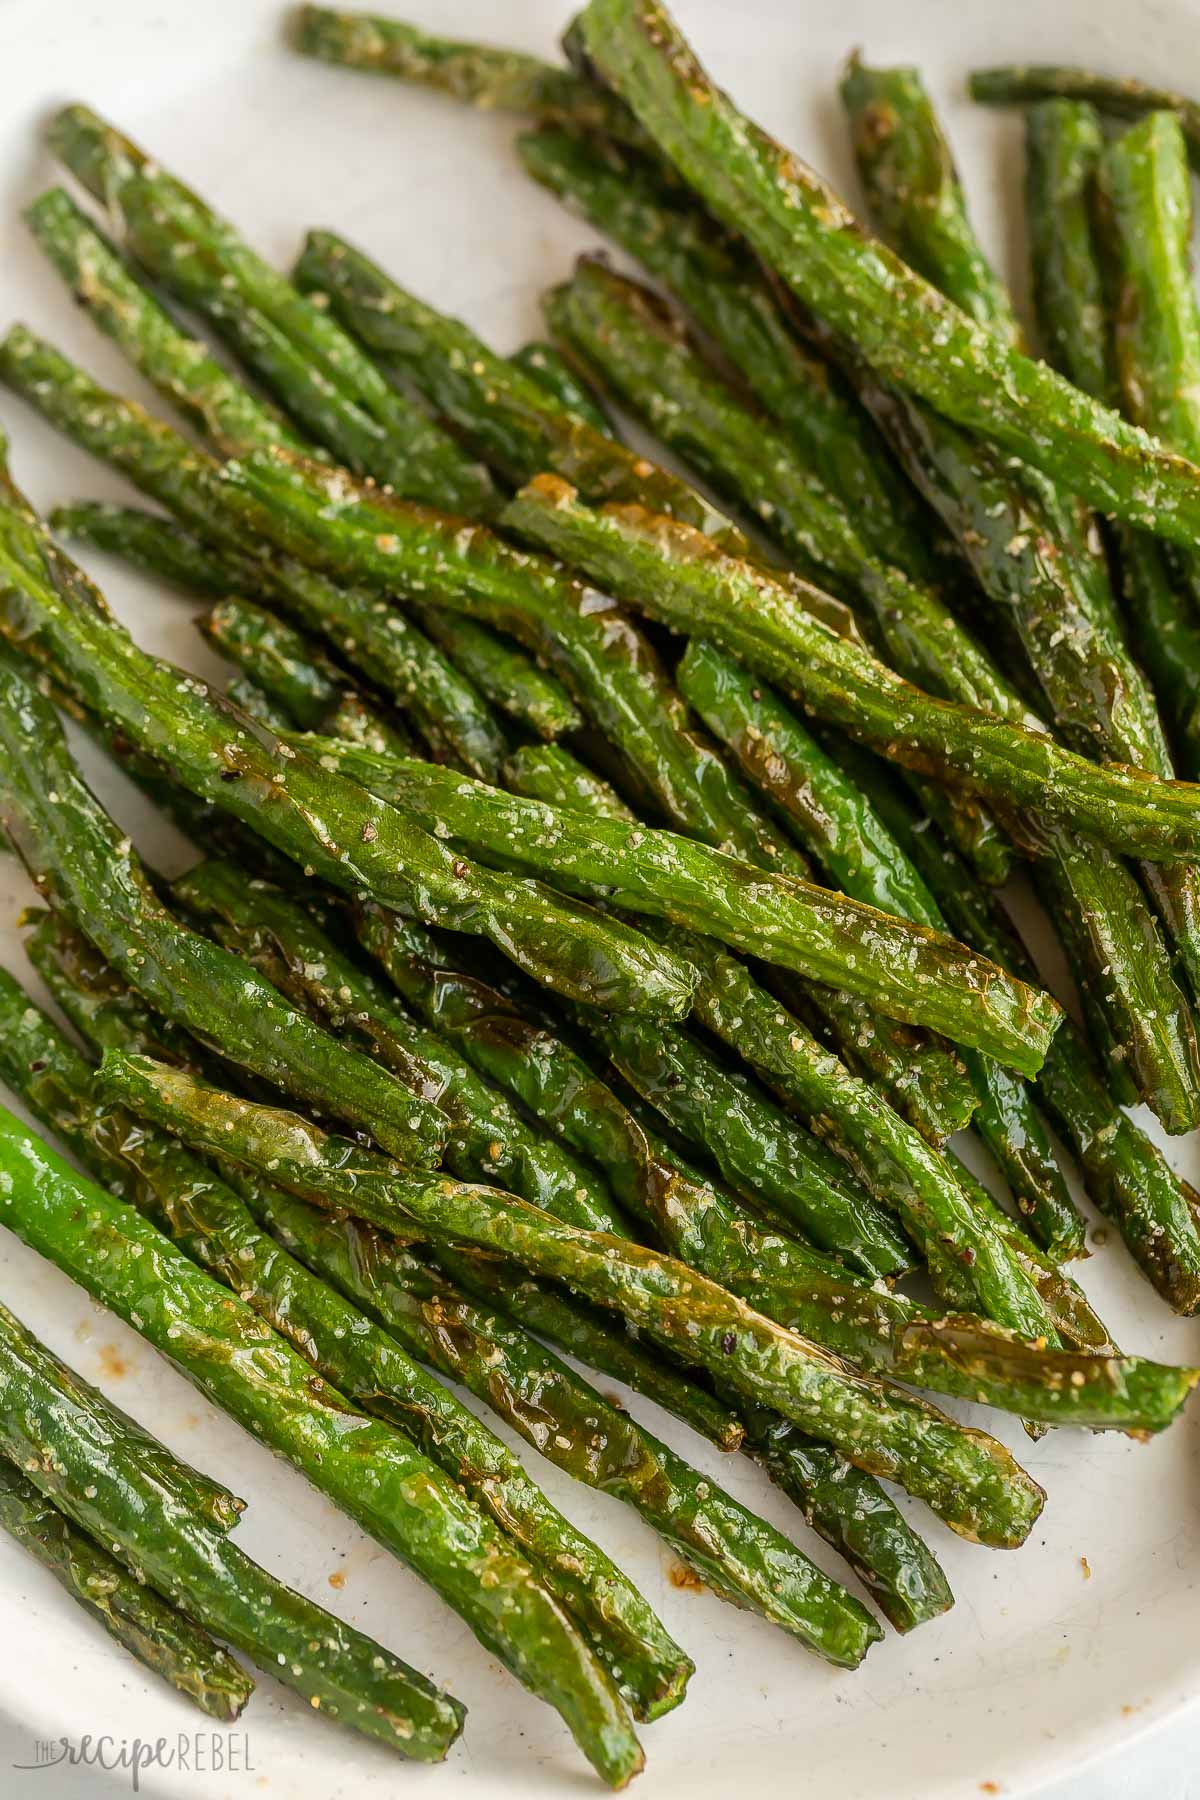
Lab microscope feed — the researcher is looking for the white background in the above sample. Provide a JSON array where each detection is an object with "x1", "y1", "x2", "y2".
[{"x1": 1, "y1": 1705, "x2": 1193, "y2": 1798}]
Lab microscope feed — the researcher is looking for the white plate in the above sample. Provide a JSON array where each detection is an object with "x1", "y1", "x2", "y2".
[{"x1": 1, "y1": 0, "x2": 1199, "y2": 1794}]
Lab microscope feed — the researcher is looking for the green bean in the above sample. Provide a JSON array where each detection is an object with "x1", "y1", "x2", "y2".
[
  {"x1": 99, "y1": 1050, "x2": 1050, "y2": 1549},
  {"x1": 293, "y1": 5, "x2": 649, "y2": 147},
  {"x1": 299, "y1": 739, "x2": 1062, "y2": 1073},
  {"x1": 0, "y1": 1294, "x2": 465, "y2": 1762},
  {"x1": 575, "y1": 0, "x2": 1200, "y2": 548}
]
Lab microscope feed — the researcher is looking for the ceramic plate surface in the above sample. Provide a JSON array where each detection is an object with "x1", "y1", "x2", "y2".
[{"x1": 0, "y1": 0, "x2": 1198, "y2": 1794}]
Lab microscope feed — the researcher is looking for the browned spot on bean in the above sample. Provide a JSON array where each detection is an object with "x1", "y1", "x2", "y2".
[{"x1": 668, "y1": 1562, "x2": 704, "y2": 1593}]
